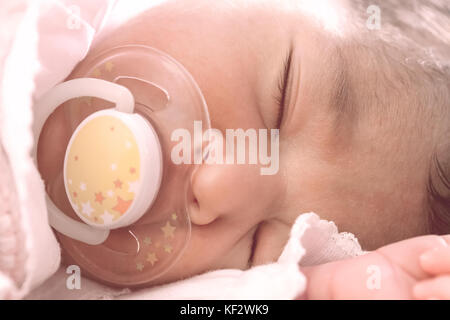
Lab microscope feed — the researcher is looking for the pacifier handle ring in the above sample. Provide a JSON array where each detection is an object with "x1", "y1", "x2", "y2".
[{"x1": 32, "y1": 78, "x2": 135, "y2": 245}]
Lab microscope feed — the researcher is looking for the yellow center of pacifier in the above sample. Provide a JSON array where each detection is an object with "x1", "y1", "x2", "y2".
[{"x1": 65, "y1": 115, "x2": 141, "y2": 225}]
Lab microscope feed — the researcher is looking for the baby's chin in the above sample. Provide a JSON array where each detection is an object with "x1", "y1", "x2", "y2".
[{"x1": 58, "y1": 224, "x2": 254, "y2": 288}]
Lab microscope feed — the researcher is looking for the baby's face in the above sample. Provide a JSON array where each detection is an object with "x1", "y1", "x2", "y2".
[{"x1": 38, "y1": 0, "x2": 430, "y2": 286}]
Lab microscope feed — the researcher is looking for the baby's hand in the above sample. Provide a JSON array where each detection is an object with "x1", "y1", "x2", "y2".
[{"x1": 302, "y1": 235, "x2": 450, "y2": 299}]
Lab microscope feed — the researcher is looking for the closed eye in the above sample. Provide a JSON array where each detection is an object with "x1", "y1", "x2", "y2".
[{"x1": 274, "y1": 45, "x2": 293, "y2": 129}]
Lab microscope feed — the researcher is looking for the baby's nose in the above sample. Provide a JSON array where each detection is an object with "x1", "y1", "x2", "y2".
[
  {"x1": 189, "y1": 163, "x2": 253, "y2": 225},
  {"x1": 188, "y1": 162, "x2": 279, "y2": 226}
]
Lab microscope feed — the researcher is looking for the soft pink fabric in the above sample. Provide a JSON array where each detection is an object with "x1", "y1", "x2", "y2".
[{"x1": 0, "y1": 0, "x2": 116, "y2": 299}]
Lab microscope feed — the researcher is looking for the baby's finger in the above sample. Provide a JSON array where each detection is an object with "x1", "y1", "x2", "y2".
[
  {"x1": 420, "y1": 247, "x2": 450, "y2": 275},
  {"x1": 375, "y1": 235, "x2": 449, "y2": 281},
  {"x1": 413, "y1": 276, "x2": 450, "y2": 300},
  {"x1": 441, "y1": 235, "x2": 450, "y2": 246}
]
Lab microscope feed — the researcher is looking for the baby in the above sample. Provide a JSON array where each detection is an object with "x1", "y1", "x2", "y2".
[{"x1": 37, "y1": 0, "x2": 450, "y2": 298}]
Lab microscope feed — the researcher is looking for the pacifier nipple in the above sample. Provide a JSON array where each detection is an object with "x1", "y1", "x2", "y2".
[{"x1": 64, "y1": 109, "x2": 162, "y2": 229}]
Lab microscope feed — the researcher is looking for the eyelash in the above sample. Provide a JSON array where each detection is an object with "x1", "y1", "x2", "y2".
[{"x1": 274, "y1": 48, "x2": 293, "y2": 129}]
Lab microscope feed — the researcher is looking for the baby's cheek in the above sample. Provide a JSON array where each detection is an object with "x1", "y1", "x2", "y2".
[{"x1": 37, "y1": 104, "x2": 71, "y2": 182}]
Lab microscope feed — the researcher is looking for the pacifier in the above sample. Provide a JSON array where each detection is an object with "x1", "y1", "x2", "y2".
[{"x1": 32, "y1": 45, "x2": 210, "y2": 285}]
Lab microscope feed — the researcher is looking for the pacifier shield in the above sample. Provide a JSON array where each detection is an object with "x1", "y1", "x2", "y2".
[{"x1": 46, "y1": 44, "x2": 209, "y2": 286}]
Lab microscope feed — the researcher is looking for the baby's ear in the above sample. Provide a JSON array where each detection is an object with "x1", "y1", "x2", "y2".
[{"x1": 427, "y1": 140, "x2": 450, "y2": 235}]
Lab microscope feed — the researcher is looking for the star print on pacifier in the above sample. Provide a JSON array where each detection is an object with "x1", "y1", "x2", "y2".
[{"x1": 64, "y1": 109, "x2": 162, "y2": 229}]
